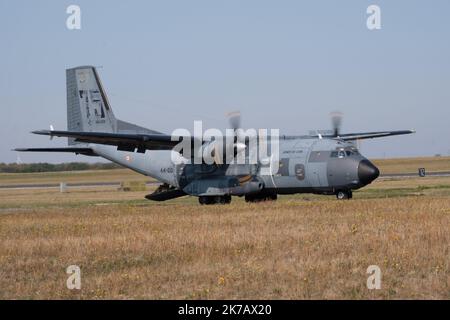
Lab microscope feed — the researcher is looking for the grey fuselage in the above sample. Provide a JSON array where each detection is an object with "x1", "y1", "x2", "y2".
[{"x1": 90, "y1": 136, "x2": 379, "y2": 197}]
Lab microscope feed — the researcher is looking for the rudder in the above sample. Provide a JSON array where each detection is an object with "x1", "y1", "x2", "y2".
[{"x1": 66, "y1": 66, "x2": 117, "y2": 144}]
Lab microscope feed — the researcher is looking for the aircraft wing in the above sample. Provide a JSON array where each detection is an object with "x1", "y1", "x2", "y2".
[
  {"x1": 31, "y1": 130, "x2": 194, "y2": 153},
  {"x1": 337, "y1": 130, "x2": 415, "y2": 141}
]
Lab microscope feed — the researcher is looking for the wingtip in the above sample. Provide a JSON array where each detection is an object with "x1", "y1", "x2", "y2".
[{"x1": 31, "y1": 130, "x2": 51, "y2": 135}]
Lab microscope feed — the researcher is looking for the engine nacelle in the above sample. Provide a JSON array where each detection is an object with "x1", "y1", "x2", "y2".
[
  {"x1": 198, "y1": 139, "x2": 246, "y2": 164},
  {"x1": 229, "y1": 177, "x2": 264, "y2": 196}
]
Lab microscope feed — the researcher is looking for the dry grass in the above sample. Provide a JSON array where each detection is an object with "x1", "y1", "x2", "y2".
[
  {"x1": 373, "y1": 156, "x2": 450, "y2": 174},
  {"x1": 0, "y1": 159, "x2": 449, "y2": 299},
  {"x1": 0, "y1": 169, "x2": 151, "y2": 186},
  {"x1": 2, "y1": 175, "x2": 449, "y2": 210},
  {"x1": 0, "y1": 186, "x2": 152, "y2": 209},
  {"x1": 0, "y1": 195, "x2": 449, "y2": 299}
]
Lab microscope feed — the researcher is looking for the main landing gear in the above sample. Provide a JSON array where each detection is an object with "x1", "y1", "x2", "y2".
[
  {"x1": 335, "y1": 190, "x2": 352, "y2": 200},
  {"x1": 198, "y1": 195, "x2": 232, "y2": 205},
  {"x1": 245, "y1": 193, "x2": 277, "y2": 203}
]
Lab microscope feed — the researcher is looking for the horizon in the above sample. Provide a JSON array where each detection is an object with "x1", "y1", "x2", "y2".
[{"x1": 4, "y1": 154, "x2": 450, "y2": 166}]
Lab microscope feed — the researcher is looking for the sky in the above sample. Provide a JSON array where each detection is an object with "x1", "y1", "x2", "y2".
[{"x1": 1, "y1": 0, "x2": 449, "y2": 163}]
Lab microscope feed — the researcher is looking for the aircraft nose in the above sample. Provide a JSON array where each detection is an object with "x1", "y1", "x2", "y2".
[{"x1": 358, "y1": 159, "x2": 380, "y2": 185}]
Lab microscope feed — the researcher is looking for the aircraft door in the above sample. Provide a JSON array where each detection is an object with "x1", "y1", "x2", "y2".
[{"x1": 306, "y1": 150, "x2": 329, "y2": 188}]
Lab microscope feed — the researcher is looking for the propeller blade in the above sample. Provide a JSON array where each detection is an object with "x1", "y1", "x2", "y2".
[
  {"x1": 227, "y1": 111, "x2": 241, "y2": 131},
  {"x1": 49, "y1": 124, "x2": 54, "y2": 140},
  {"x1": 225, "y1": 111, "x2": 246, "y2": 161},
  {"x1": 330, "y1": 111, "x2": 343, "y2": 137}
]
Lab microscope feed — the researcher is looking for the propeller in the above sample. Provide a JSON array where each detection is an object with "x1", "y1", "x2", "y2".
[
  {"x1": 330, "y1": 111, "x2": 343, "y2": 137},
  {"x1": 202, "y1": 111, "x2": 246, "y2": 165},
  {"x1": 226, "y1": 111, "x2": 246, "y2": 159},
  {"x1": 227, "y1": 111, "x2": 241, "y2": 132},
  {"x1": 329, "y1": 111, "x2": 361, "y2": 149},
  {"x1": 49, "y1": 124, "x2": 55, "y2": 140}
]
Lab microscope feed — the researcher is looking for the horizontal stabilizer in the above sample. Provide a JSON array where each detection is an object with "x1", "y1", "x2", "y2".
[{"x1": 14, "y1": 147, "x2": 96, "y2": 156}]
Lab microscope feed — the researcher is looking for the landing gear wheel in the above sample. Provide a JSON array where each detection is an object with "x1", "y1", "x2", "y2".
[
  {"x1": 199, "y1": 195, "x2": 231, "y2": 205},
  {"x1": 336, "y1": 190, "x2": 352, "y2": 200},
  {"x1": 245, "y1": 193, "x2": 277, "y2": 202},
  {"x1": 218, "y1": 195, "x2": 231, "y2": 204}
]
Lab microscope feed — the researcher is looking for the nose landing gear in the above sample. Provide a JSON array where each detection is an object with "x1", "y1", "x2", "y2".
[{"x1": 336, "y1": 190, "x2": 352, "y2": 200}]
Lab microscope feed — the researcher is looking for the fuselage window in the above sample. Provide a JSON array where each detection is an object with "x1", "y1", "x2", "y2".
[{"x1": 295, "y1": 164, "x2": 305, "y2": 180}]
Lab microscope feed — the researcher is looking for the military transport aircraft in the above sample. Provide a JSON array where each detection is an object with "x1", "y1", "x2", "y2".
[{"x1": 15, "y1": 66, "x2": 415, "y2": 204}]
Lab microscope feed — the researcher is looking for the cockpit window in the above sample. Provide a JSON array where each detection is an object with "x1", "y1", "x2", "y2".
[
  {"x1": 331, "y1": 151, "x2": 346, "y2": 158},
  {"x1": 331, "y1": 147, "x2": 360, "y2": 158},
  {"x1": 346, "y1": 149, "x2": 360, "y2": 156}
]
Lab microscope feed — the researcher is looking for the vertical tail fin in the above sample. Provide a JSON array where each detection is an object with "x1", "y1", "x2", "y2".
[{"x1": 66, "y1": 66, "x2": 117, "y2": 144}]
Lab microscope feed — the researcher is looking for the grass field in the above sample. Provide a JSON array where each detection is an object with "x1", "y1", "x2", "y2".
[
  {"x1": 372, "y1": 156, "x2": 450, "y2": 174},
  {"x1": 1, "y1": 156, "x2": 449, "y2": 186},
  {"x1": 0, "y1": 168, "x2": 151, "y2": 185},
  {"x1": 0, "y1": 157, "x2": 449, "y2": 299}
]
